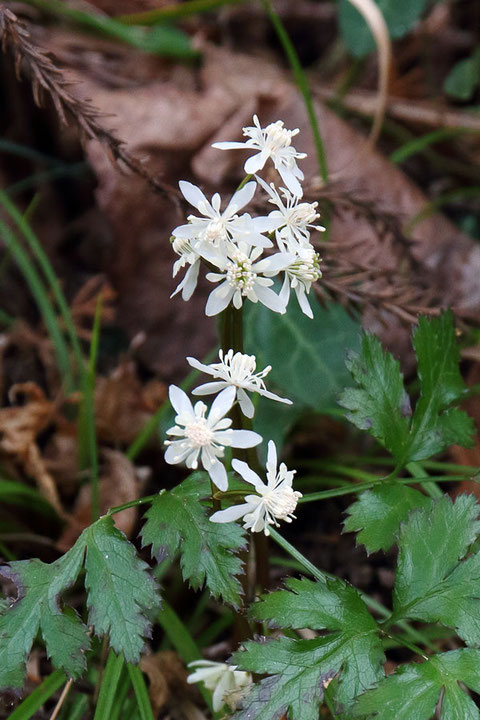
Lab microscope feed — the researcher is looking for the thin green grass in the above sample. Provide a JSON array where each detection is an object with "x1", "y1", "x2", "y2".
[{"x1": 7, "y1": 670, "x2": 66, "y2": 720}]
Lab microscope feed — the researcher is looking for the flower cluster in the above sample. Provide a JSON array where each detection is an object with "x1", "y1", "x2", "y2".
[
  {"x1": 164, "y1": 349, "x2": 301, "y2": 535},
  {"x1": 171, "y1": 115, "x2": 324, "y2": 318}
]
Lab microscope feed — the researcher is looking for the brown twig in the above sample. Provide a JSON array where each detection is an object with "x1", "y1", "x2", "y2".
[{"x1": 0, "y1": 5, "x2": 179, "y2": 200}]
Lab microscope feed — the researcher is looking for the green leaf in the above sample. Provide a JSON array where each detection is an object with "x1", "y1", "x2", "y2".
[
  {"x1": 353, "y1": 649, "x2": 480, "y2": 719},
  {"x1": 233, "y1": 577, "x2": 384, "y2": 719},
  {"x1": 340, "y1": 312, "x2": 475, "y2": 465},
  {"x1": 141, "y1": 474, "x2": 246, "y2": 607},
  {"x1": 244, "y1": 298, "x2": 361, "y2": 410},
  {"x1": 83, "y1": 515, "x2": 158, "y2": 664},
  {"x1": 338, "y1": 0, "x2": 428, "y2": 58},
  {"x1": 339, "y1": 333, "x2": 411, "y2": 459},
  {"x1": 408, "y1": 312, "x2": 475, "y2": 461},
  {"x1": 0, "y1": 541, "x2": 88, "y2": 690},
  {"x1": 344, "y1": 484, "x2": 431, "y2": 553},
  {"x1": 444, "y1": 48, "x2": 480, "y2": 101},
  {"x1": 392, "y1": 495, "x2": 480, "y2": 645}
]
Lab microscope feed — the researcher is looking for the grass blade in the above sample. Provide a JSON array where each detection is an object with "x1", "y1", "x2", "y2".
[
  {"x1": 8, "y1": 670, "x2": 66, "y2": 720},
  {"x1": 127, "y1": 665, "x2": 155, "y2": 720},
  {"x1": 93, "y1": 652, "x2": 125, "y2": 720},
  {"x1": 0, "y1": 219, "x2": 73, "y2": 390}
]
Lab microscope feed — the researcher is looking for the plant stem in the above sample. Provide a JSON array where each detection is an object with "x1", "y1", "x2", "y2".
[{"x1": 261, "y1": 0, "x2": 328, "y2": 183}]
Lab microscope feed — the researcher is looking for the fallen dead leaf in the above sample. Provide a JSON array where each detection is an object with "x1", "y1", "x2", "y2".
[
  {"x1": 0, "y1": 382, "x2": 65, "y2": 516},
  {"x1": 57, "y1": 448, "x2": 146, "y2": 550},
  {"x1": 140, "y1": 651, "x2": 208, "y2": 720}
]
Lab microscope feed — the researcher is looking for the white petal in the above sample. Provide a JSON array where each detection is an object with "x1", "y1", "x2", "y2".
[
  {"x1": 255, "y1": 253, "x2": 295, "y2": 273},
  {"x1": 179, "y1": 180, "x2": 209, "y2": 210},
  {"x1": 192, "y1": 381, "x2": 229, "y2": 395},
  {"x1": 232, "y1": 458, "x2": 263, "y2": 488},
  {"x1": 212, "y1": 141, "x2": 248, "y2": 150},
  {"x1": 245, "y1": 151, "x2": 268, "y2": 174},
  {"x1": 208, "y1": 460, "x2": 228, "y2": 491},
  {"x1": 267, "y1": 440, "x2": 277, "y2": 470},
  {"x1": 260, "y1": 388, "x2": 293, "y2": 405},
  {"x1": 218, "y1": 429, "x2": 262, "y2": 448},
  {"x1": 278, "y1": 168, "x2": 303, "y2": 198},
  {"x1": 205, "y1": 284, "x2": 234, "y2": 316},
  {"x1": 225, "y1": 182, "x2": 256, "y2": 215},
  {"x1": 254, "y1": 284, "x2": 286, "y2": 313},
  {"x1": 210, "y1": 503, "x2": 252, "y2": 523},
  {"x1": 252, "y1": 216, "x2": 282, "y2": 233},
  {"x1": 209, "y1": 385, "x2": 236, "y2": 424},
  {"x1": 186, "y1": 356, "x2": 213, "y2": 375},
  {"x1": 164, "y1": 443, "x2": 189, "y2": 465},
  {"x1": 296, "y1": 285, "x2": 314, "y2": 318},
  {"x1": 169, "y1": 385, "x2": 193, "y2": 416},
  {"x1": 237, "y1": 387, "x2": 255, "y2": 418},
  {"x1": 181, "y1": 262, "x2": 200, "y2": 301}
]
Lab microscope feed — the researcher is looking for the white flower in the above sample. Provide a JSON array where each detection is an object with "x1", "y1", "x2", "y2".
[
  {"x1": 170, "y1": 235, "x2": 201, "y2": 301},
  {"x1": 278, "y1": 248, "x2": 322, "y2": 319},
  {"x1": 256, "y1": 176, "x2": 325, "y2": 254},
  {"x1": 205, "y1": 244, "x2": 294, "y2": 316},
  {"x1": 210, "y1": 441, "x2": 302, "y2": 535},
  {"x1": 172, "y1": 180, "x2": 272, "y2": 269},
  {"x1": 213, "y1": 115, "x2": 307, "y2": 197},
  {"x1": 164, "y1": 385, "x2": 262, "y2": 491},
  {"x1": 187, "y1": 349, "x2": 292, "y2": 418},
  {"x1": 187, "y1": 660, "x2": 252, "y2": 712}
]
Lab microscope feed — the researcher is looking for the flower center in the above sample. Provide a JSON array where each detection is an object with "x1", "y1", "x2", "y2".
[
  {"x1": 227, "y1": 352, "x2": 257, "y2": 383},
  {"x1": 265, "y1": 121, "x2": 293, "y2": 151},
  {"x1": 184, "y1": 419, "x2": 214, "y2": 447},
  {"x1": 172, "y1": 235, "x2": 192, "y2": 257},
  {"x1": 226, "y1": 256, "x2": 256, "y2": 295},
  {"x1": 203, "y1": 218, "x2": 227, "y2": 244},
  {"x1": 263, "y1": 486, "x2": 299, "y2": 519},
  {"x1": 289, "y1": 202, "x2": 319, "y2": 227},
  {"x1": 288, "y1": 251, "x2": 322, "y2": 283}
]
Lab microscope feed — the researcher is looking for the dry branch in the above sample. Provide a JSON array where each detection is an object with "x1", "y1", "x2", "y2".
[{"x1": 0, "y1": 4, "x2": 178, "y2": 199}]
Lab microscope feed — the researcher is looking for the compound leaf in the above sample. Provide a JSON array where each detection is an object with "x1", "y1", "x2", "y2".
[
  {"x1": 340, "y1": 312, "x2": 474, "y2": 466},
  {"x1": 408, "y1": 312, "x2": 474, "y2": 461},
  {"x1": 353, "y1": 649, "x2": 480, "y2": 719},
  {"x1": 392, "y1": 495, "x2": 480, "y2": 645},
  {"x1": 0, "y1": 540, "x2": 88, "y2": 691},
  {"x1": 233, "y1": 577, "x2": 384, "y2": 719},
  {"x1": 141, "y1": 473, "x2": 246, "y2": 607},
  {"x1": 83, "y1": 515, "x2": 158, "y2": 664},
  {"x1": 344, "y1": 484, "x2": 431, "y2": 553},
  {"x1": 339, "y1": 333, "x2": 411, "y2": 461}
]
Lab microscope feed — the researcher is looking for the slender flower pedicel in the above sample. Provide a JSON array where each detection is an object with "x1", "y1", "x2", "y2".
[
  {"x1": 213, "y1": 115, "x2": 307, "y2": 197},
  {"x1": 210, "y1": 440, "x2": 302, "y2": 535},
  {"x1": 164, "y1": 385, "x2": 262, "y2": 491},
  {"x1": 187, "y1": 660, "x2": 252, "y2": 712},
  {"x1": 187, "y1": 349, "x2": 292, "y2": 418}
]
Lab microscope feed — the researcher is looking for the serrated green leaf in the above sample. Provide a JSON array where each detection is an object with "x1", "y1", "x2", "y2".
[
  {"x1": 339, "y1": 333, "x2": 411, "y2": 459},
  {"x1": 244, "y1": 298, "x2": 360, "y2": 411},
  {"x1": 83, "y1": 515, "x2": 158, "y2": 664},
  {"x1": 233, "y1": 577, "x2": 384, "y2": 719},
  {"x1": 0, "y1": 541, "x2": 88, "y2": 690},
  {"x1": 353, "y1": 649, "x2": 480, "y2": 719},
  {"x1": 141, "y1": 474, "x2": 246, "y2": 607},
  {"x1": 340, "y1": 312, "x2": 475, "y2": 465},
  {"x1": 344, "y1": 484, "x2": 431, "y2": 553},
  {"x1": 392, "y1": 495, "x2": 480, "y2": 644},
  {"x1": 408, "y1": 312, "x2": 475, "y2": 461},
  {"x1": 338, "y1": 0, "x2": 428, "y2": 58}
]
